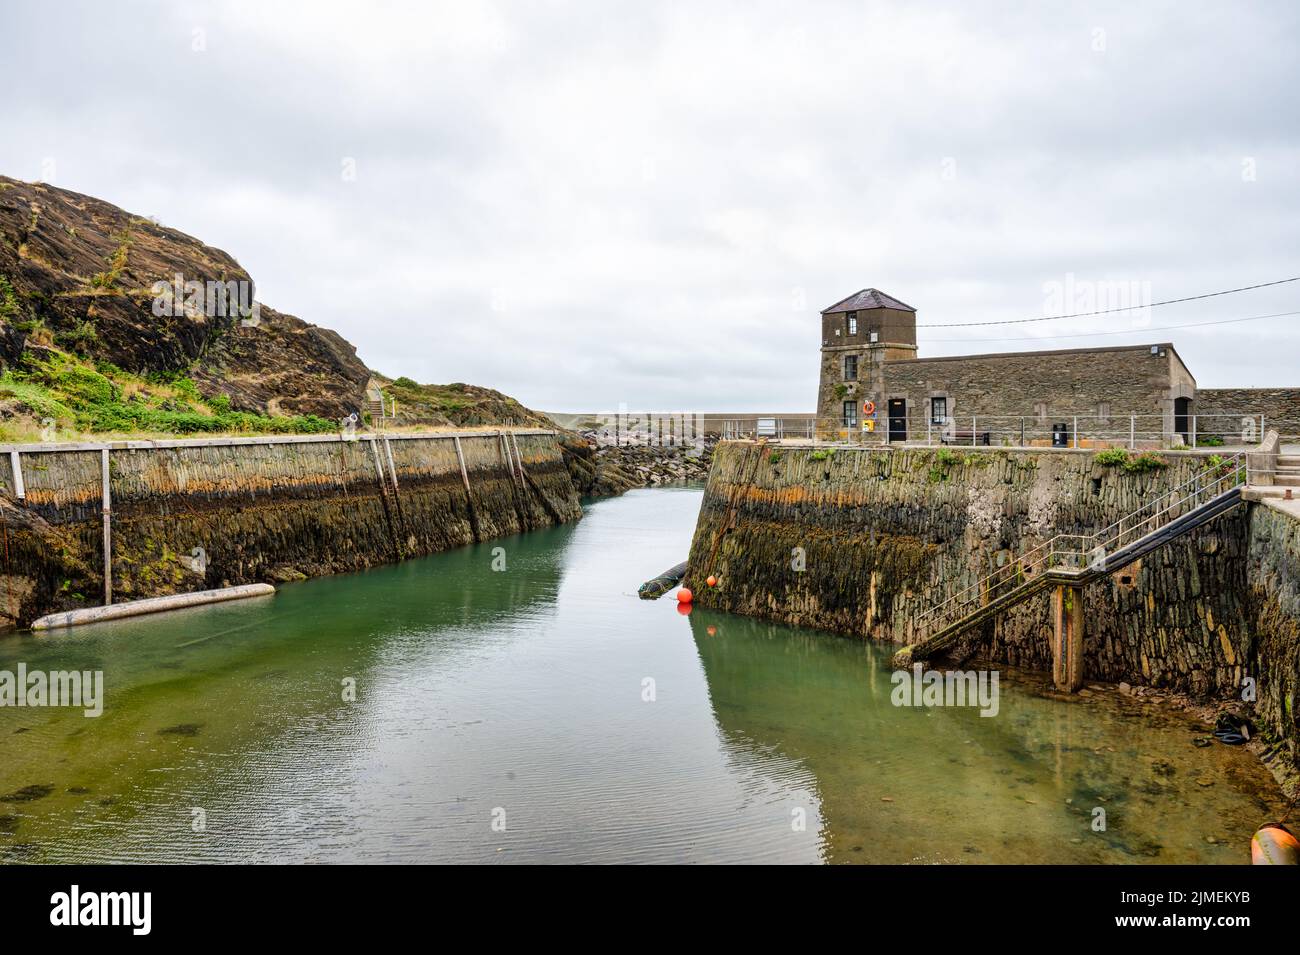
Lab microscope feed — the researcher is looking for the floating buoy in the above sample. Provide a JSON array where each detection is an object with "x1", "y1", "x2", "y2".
[
  {"x1": 1251, "y1": 823, "x2": 1300, "y2": 865},
  {"x1": 706, "y1": 575, "x2": 717, "y2": 587},
  {"x1": 676, "y1": 588, "x2": 693, "y2": 604}
]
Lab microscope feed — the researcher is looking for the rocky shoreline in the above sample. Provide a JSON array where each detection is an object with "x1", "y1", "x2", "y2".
[{"x1": 561, "y1": 436, "x2": 714, "y2": 496}]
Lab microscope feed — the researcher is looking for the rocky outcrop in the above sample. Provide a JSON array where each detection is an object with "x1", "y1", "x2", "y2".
[
  {"x1": 560, "y1": 438, "x2": 713, "y2": 497},
  {"x1": 0, "y1": 177, "x2": 540, "y2": 425}
]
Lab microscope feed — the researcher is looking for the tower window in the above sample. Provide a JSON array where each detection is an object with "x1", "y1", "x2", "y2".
[
  {"x1": 843, "y1": 355, "x2": 858, "y2": 381},
  {"x1": 842, "y1": 401, "x2": 858, "y2": 429},
  {"x1": 846, "y1": 312, "x2": 857, "y2": 335}
]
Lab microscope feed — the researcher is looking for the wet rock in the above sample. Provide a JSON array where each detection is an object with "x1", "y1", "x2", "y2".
[
  {"x1": 157, "y1": 723, "x2": 202, "y2": 737},
  {"x1": 0, "y1": 784, "x2": 54, "y2": 802}
]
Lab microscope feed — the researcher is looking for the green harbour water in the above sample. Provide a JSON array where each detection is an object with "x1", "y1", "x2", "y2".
[{"x1": 0, "y1": 488, "x2": 1283, "y2": 863}]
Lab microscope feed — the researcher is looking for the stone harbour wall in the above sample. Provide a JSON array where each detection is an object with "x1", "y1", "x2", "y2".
[
  {"x1": 1245, "y1": 502, "x2": 1300, "y2": 787},
  {"x1": 685, "y1": 443, "x2": 1254, "y2": 695},
  {"x1": 0, "y1": 430, "x2": 581, "y2": 627},
  {"x1": 685, "y1": 441, "x2": 1300, "y2": 782}
]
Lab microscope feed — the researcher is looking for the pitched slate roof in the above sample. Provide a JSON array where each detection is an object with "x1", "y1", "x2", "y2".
[{"x1": 820, "y1": 288, "x2": 917, "y2": 314}]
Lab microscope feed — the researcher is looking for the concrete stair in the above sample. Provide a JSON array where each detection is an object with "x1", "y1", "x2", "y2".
[{"x1": 1276, "y1": 454, "x2": 1300, "y2": 487}]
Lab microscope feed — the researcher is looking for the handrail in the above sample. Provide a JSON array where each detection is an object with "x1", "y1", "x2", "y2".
[{"x1": 913, "y1": 451, "x2": 1249, "y2": 636}]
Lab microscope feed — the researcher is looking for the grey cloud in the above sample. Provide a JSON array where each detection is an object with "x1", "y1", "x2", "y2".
[{"x1": 3, "y1": 0, "x2": 1298, "y2": 411}]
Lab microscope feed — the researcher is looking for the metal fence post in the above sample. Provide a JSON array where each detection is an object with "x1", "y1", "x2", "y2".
[
  {"x1": 1191, "y1": 414, "x2": 1197, "y2": 448},
  {"x1": 1130, "y1": 415, "x2": 1135, "y2": 449},
  {"x1": 1072, "y1": 415, "x2": 1078, "y2": 449},
  {"x1": 972, "y1": 416, "x2": 976, "y2": 447}
]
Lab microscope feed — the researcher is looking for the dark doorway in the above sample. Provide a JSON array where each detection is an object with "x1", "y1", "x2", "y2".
[
  {"x1": 888, "y1": 398, "x2": 907, "y2": 442},
  {"x1": 1174, "y1": 396, "x2": 1191, "y2": 444}
]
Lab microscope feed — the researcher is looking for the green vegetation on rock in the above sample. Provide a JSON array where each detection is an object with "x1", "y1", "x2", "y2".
[
  {"x1": 1093, "y1": 448, "x2": 1168, "y2": 473},
  {"x1": 0, "y1": 348, "x2": 335, "y2": 441}
]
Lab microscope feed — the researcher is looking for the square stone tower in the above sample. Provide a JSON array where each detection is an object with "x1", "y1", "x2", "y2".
[{"x1": 816, "y1": 288, "x2": 918, "y2": 440}]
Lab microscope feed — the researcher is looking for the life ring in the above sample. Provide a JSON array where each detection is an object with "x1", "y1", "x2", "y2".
[{"x1": 862, "y1": 400, "x2": 876, "y2": 416}]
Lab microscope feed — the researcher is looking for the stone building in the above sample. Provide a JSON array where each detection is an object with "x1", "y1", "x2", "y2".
[{"x1": 815, "y1": 287, "x2": 1290, "y2": 445}]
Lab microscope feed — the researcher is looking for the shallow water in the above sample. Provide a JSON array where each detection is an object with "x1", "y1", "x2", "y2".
[{"x1": 0, "y1": 488, "x2": 1282, "y2": 863}]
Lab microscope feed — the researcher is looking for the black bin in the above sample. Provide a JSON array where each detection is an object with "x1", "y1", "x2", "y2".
[{"x1": 1052, "y1": 423, "x2": 1069, "y2": 447}]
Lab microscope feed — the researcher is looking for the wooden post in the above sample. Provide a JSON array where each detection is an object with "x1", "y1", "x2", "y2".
[
  {"x1": 1051, "y1": 583, "x2": 1085, "y2": 692},
  {"x1": 453, "y1": 434, "x2": 482, "y2": 542},
  {"x1": 453, "y1": 435, "x2": 471, "y2": 495},
  {"x1": 101, "y1": 448, "x2": 112, "y2": 606},
  {"x1": 510, "y1": 432, "x2": 527, "y2": 481},
  {"x1": 369, "y1": 438, "x2": 386, "y2": 488},
  {"x1": 383, "y1": 435, "x2": 398, "y2": 490},
  {"x1": 9, "y1": 451, "x2": 24, "y2": 500}
]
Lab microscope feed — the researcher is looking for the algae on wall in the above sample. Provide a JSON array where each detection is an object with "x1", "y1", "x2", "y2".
[
  {"x1": 684, "y1": 443, "x2": 1253, "y2": 696},
  {"x1": 1246, "y1": 502, "x2": 1300, "y2": 790},
  {"x1": 0, "y1": 430, "x2": 582, "y2": 627}
]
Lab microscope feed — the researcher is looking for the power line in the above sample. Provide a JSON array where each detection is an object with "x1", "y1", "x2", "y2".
[
  {"x1": 920, "y1": 308, "x2": 1300, "y2": 344},
  {"x1": 915, "y1": 276, "x2": 1300, "y2": 328}
]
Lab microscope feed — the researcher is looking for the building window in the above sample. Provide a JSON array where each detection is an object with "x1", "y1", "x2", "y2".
[
  {"x1": 843, "y1": 354, "x2": 858, "y2": 381},
  {"x1": 846, "y1": 312, "x2": 857, "y2": 335},
  {"x1": 930, "y1": 396, "x2": 948, "y2": 424},
  {"x1": 842, "y1": 401, "x2": 858, "y2": 429}
]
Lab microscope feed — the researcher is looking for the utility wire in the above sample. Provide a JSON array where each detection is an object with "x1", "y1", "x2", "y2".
[
  {"x1": 920, "y1": 308, "x2": 1300, "y2": 344},
  {"x1": 915, "y1": 276, "x2": 1300, "y2": 328}
]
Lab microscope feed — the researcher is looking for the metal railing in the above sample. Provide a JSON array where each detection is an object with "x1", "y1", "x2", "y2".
[
  {"x1": 912, "y1": 451, "x2": 1249, "y2": 637},
  {"x1": 721, "y1": 418, "x2": 816, "y2": 440},
  {"x1": 798, "y1": 412, "x2": 1266, "y2": 449}
]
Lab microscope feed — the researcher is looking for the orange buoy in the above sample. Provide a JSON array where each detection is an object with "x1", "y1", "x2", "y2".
[
  {"x1": 706, "y1": 625, "x2": 717, "y2": 636},
  {"x1": 706, "y1": 575, "x2": 717, "y2": 587},
  {"x1": 676, "y1": 588, "x2": 693, "y2": 603},
  {"x1": 1251, "y1": 823, "x2": 1300, "y2": 865}
]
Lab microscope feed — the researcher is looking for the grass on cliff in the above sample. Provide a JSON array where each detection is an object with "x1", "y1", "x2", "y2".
[
  {"x1": 0, "y1": 349, "x2": 336, "y2": 442},
  {"x1": 377, "y1": 374, "x2": 551, "y2": 428}
]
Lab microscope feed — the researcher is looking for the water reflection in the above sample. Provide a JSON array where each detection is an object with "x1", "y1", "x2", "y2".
[{"x1": 0, "y1": 488, "x2": 1282, "y2": 864}]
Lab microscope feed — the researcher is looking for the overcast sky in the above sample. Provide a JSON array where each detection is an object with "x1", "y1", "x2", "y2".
[{"x1": 4, "y1": 1, "x2": 1299, "y2": 411}]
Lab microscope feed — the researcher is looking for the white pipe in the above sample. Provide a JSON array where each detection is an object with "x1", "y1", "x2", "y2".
[{"x1": 31, "y1": 584, "x2": 276, "y2": 631}]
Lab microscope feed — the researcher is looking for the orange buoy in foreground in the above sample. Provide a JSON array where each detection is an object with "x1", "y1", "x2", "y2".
[
  {"x1": 706, "y1": 575, "x2": 718, "y2": 587},
  {"x1": 676, "y1": 588, "x2": 693, "y2": 604},
  {"x1": 1251, "y1": 823, "x2": 1300, "y2": 864}
]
